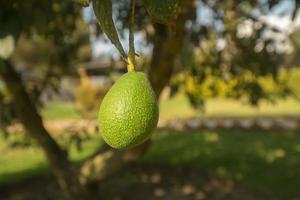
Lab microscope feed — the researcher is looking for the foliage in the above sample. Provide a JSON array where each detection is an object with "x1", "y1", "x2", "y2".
[
  {"x1": 75, "y1": 68, "x2": 108, "y2": 117},
  {"x1": 0, "y1": 0, "x2": 91, "y2": 124},
  {"x1": 94, "y1": 0, "x2": 300, "y2": 107},
  {"x1": 170, "y1": 0, "x2": 299, "y2": 107},
  {"x1": 287, "y1": 67, "x2": 300, "y2": 96},
  {"x1": 0, "y1": 0, "x2": 89, "y2": 60},
  {"x1": 0, "y1": 84, "x2": 15, "y2": 136},
  {"x1": 1, "y1": 0, "x2": 299, "y2": 125},
  {"x1": 291, "y1": 28, "x2": 300, "y2": 66},
  {"x1": 142, "y1": 0, "x2": 179, "y2": 25},
  {"x1": 182, "y1": 68, "x2": 295, "y2": 107},
  {"x1": 93, "y1": 0, "x2": 127, "y2": 58}
]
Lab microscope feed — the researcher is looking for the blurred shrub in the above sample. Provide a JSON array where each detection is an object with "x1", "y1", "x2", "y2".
[
  {"x1": 0, "y1": 83, "x2": 15, "y2": 137},
  {"x1": 286, "y1": 68, "x2": 300, "y2": 97},
  {"x1": 75, "y1": 68, "x2": 109, "y2": 117},
  {"x1": 181, "y1": 67, "x2": 300, "y2": 108}
]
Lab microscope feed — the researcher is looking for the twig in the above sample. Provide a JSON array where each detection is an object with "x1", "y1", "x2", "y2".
[{"x1": 127, "y1": 0, "x2": 136, "y2": 72}]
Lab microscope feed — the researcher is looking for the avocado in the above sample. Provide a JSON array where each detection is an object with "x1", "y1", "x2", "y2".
[{"x1": 98, "y1": 72, "x2": 159, "y2": 149}]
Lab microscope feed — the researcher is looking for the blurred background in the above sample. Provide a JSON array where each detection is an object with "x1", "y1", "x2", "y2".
[{"x1": 0, "y1": 0, "x2": 300, "y2": 199}]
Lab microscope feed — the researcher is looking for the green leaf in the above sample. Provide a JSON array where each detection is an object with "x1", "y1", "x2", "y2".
[{"x1": 93, "y1": 0, "x2": 127, "y2": 59}]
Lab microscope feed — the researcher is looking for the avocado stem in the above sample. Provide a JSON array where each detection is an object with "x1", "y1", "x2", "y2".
[
  {"x1": 127, "y1": 57, "x2": 135, "y2": 72},
  {"x1": 128, "y1": 0, "x2": 136, "y2": 72}
]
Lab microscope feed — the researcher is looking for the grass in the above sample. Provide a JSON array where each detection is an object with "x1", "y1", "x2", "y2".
[
  {"x1": 144, "y1": 129, "x2": 300, "y2": 200},
  {"x1": 160, "y1": 96, "x2": 300, "y2": 121},
  {"x1": 42, "y1": 96, "x2": 300, "y2": 121},
  {"x1": 0, "y1": 143, "x2": 47, "y2": 185},
  {"x1": 0, "y1": 133, "x2": 103, "y2": 185},
  {"x1": 1, "y1": 129, "x2": 300, "y2": 199},
  {"x1": 42, "y1": 101, "x2": 81, "y2": 120}
]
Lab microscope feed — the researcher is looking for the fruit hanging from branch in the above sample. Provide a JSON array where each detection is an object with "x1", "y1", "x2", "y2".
[
  {"x1": 93, "y1": 0, "x2": 159, "y2": 149},
  {"x1": 98, "y1": 72, "x2": 159, "y2": 149}
]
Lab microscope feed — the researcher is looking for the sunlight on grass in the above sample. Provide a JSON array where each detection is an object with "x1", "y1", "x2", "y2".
[
  {"x1": 205, "y1": 98, "x2": 300, "y2": 117},
  {"x1": 0, "y1": 143, "x2": 47, "y2": 184},
  {"x1": 43, "y1": 96, "x2": 300, "y2": 121},
  {"x1": 159, "y1": 95, "x2": 300, "y2": 121},
  {"x1": 159, "y1": 94, "x2": 197, "y2": 121},
  {"x1": 42, "y1": 101, "x2": 81, "y2": 120}
]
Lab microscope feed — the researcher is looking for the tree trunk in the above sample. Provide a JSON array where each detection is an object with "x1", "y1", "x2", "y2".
[
  {"x1": 0, "y1": 59, "x2": 91, "y2": 200},
  {"x1": 80, "y1": 140, "x2": 151, "y2": 185},
  {"x1": 149, "y1": 1, "x2": 195, "y2": 95},
  {"x1": 149, "y1": 24, "x2": 182, "y2": 95},
  {"x1": 80, "y1": 1, "x2": 195, "y2": 185}
]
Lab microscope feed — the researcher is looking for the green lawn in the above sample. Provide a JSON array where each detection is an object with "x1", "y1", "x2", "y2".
[
  {"x1": 1, "y1": 129, "x2": 300, "y2": 199},
  {"x1": 144, "y1": 129, "x2": 300, "y2": 200},
  {"x1": 160, "y1": 96, "x2": 300, "y2": 121},
  {"x1": 42, "y1": 101, "x2": 82, "y2": 120},
  {"x1": 0, "y1": 133, "x2": 103, "y2": 185},
  {"x1": 42, "y1": 96, "x2": 300, "y2": 121}
]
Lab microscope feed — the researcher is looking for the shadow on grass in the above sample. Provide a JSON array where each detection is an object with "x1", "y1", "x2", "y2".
[
  {"x1": 143, "y1": 129, "x2": 300, "y2": 200},
  {"x1": 1, "y1": 129, "x2": 300, "y2": 200},
  {"x1": 0, "y1": 162, "x2": 50, "y2": 186}
]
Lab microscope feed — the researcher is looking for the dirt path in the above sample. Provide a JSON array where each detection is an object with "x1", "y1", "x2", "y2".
[
  {"x1": 166, "y1": 117, "x2": 300, "y2": 131},
  {"x1": 6, "y1": 117, "x2": 300, "y2": 136}
]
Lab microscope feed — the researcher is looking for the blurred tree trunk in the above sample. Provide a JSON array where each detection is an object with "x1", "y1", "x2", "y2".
[
  {"x1": 149, "y1": 1, "x2": 195, "y2": 95},
  {"x1": 0, "y1": 59, "x2": 91, "y2": 200},
  {"x1": 80, "y1": 0, "x2": 195, "y2": 185}
]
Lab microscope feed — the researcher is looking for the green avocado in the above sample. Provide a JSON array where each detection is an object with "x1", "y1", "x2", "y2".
[{"x1": 98, "y1": 72, "x2": 159, "y2": 149}]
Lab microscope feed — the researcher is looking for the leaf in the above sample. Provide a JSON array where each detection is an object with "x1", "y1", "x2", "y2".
[
  {"x1": 93, "y1": 0, "x2": 127, "y2": 59},
  {"x1": 143, "y1": 0, "x2": 179, "y2": 25}
]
